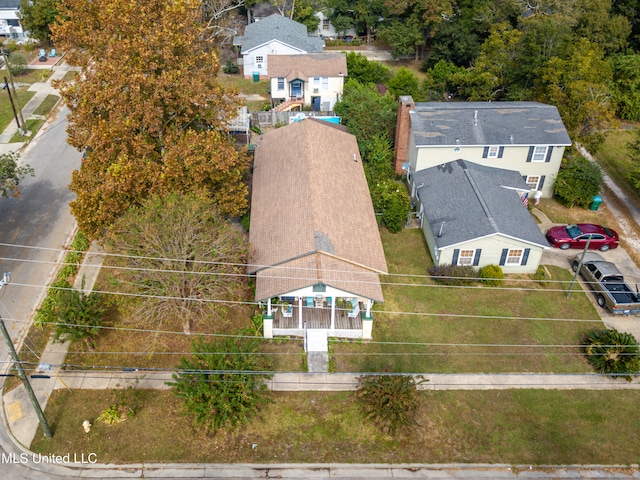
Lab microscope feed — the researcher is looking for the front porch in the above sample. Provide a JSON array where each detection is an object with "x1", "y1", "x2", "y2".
[{"x1": 263, "y1": 297, "x2": 373, "y2": 340}]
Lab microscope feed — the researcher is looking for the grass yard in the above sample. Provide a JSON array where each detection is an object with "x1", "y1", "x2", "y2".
[
  {"x1": 31, "y1": 389, "x2": 640, "y2": 465},
  {"x1": 331, "y1": 229, "x2": 602, "y2": 374},
  {"x1": 32, "y1": 94, "x2": 60, "y2": 116},
  {"x1": 218, "y1": 72, "x2": 271, "y2": 98},
  {"x1": 596, "y1": 128, "x2": 640, "y2": 206},
  {"x1": 0, "y1": 87, "x2": 36, "y2": 134}
]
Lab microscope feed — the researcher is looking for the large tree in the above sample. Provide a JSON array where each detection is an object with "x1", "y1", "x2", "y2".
[
  {"x1": 104, "y1": 193, "x2": 250, "y2": 335},
  {"x1": 51, "y1": 0, "x2": 249, "y2": 240},
  {"x1": 0, "y1": 152, "x2": 34, "y2": 197},
  {"x1": 17, "y1": 0, "x2": 59, "y2": 44}
]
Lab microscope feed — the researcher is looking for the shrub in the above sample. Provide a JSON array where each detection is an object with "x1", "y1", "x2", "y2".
[
  {"x1": 168, "y1": 334, "x2": 273, "y2": 432},
  {"x1": 584, "y1": 329, "x2": 640, "y2": 380},
  {"x1": 356, "y1": 374, "x2": 426, "y2": 435},
  {"x1": 553, "y1": 156, "x2": 603, "y2": 208},
  {"x1": 8, "y1": 52, "x2": 28, "y2": 76},
  {"x1": 478, "y1": 264, "x2": 504, "y2": 286},
  {"x1": 222, "y1": 59, "x2": 239, "y2": 74},
  {"x1": 533, "y1": 265, "x2": 550, "y2": 286},
  {"x1": 369, "y1": 180, "x2": 410, "y2": 233},
  {"x1": 429, "y1": 264, "x2": 477, "y2": 286},
  {"x1": 97, "y1": 405, "x2": 124, "y2": 426}
]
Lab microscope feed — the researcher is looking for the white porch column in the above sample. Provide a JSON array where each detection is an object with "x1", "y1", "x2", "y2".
[
  {"x1": 298, "y1": 296, "x2": 303, "y2": 329},
  {"x1": 366, "y1": 299, "x2": 372, "y2": 317},
  {"x1": 330, "y1": 298, "x2": 335, "y2": 330},
  {"x1": 267, "y1": 298, "x2": 272, "y2": 316}
]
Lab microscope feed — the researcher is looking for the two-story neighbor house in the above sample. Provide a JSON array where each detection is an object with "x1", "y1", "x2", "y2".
[
  {"x1": 394, "y1": 96, "x2": 572, "y2": 199},
  {"x1": 233, "y1": 14, "x2": 325, "y2": 79},
  {"x1": 249, "y1": 118, "x2": 388, "y2": 341},
  {"x1": 0, "y1": 0, "x2": 24, "y2": 38},
  {"x1": 315, "y1": 11, "x2": 358, "y2": 40},
  {"x1": 268, "y1": 53, "x2": 347, "y2": 112},
  {"x1": 412, "y1": 160, "x2": 549, "y2": 274}
]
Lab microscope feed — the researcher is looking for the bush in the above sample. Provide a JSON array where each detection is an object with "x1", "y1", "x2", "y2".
[
  {"x1": 8, "y1": 52, "x2": 28, "y2": 76},
  {"x1": 429, "y1": 264, "x2": 477, "y2": 286},
  {"x1": 584, "y1": 329, "x2": 640, "y2": 380},
  {"x1": 369, "y1": 180, "x2": 410, "y2": 233},
  {"x1": 356, "y1": 374, "x2": 426, "y2": 434},
  {"x1": 222, "y1": 60, "x2": 239, "y2": 74},
  {"x1": 553, "y1": 156, "x2": 603, "y2": 208},
  {"x1": 478, "y1": 264, "x2": 504, "y2": 286},
  {"x1": 533, "y1": 265, "x2": 550, "y2": 286}
]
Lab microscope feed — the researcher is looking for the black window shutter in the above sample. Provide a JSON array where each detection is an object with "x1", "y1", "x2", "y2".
[
  {"x1": 473, "y1": 249, "x2": 481, "y2": 266},
  {"x1": 538, "y1": 175, "x2": 545, "y2": 189},
  {"x1": 452, "y1": 249, "x2": 460, "y2": 266},
  {"x1": 499, "y1": 249, "x2": 508, "y2": 266},
  {"x1": 482, "y1": 147, "x2": 489, "y2": 158},
  {"x1": 545, "y1": 146, "x2": 554, "y2": 162},
  {"x1": 526, "y1": 146, "x2": 534, "y2": 162},
  {"x1": 498, "y1": 146, "x2": 504, "y2": 158},
  {"x1": 522, "y1": 248, "x2": 530, "y2": 265}
]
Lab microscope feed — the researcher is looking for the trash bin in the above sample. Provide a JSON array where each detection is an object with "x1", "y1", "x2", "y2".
[
  {"x1": 252, "y1": 71, "x2": 260, "y2": 83},
  {"x1": 590, "y1": 195, "x2": 602, "y2": 211}
]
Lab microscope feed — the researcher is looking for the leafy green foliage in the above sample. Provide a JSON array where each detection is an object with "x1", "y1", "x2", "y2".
[
  {"x1": 553, "y1": 156, "x2": 603, "y2": 208},
  {"x1": 478, "y1": 264, "x2": 504, "y2": 287},
  {"x1": 344, "y1": 52, "x2": 391, "y2": 86},
  {"x1": 222, "y1": 60, "x2": 239, "y2": 74},
  {"x1": 51, "y1": 288, "x2": 105, "y2": 350},
  {"x1": 356, "y1": 374, "x2": 425, "y2": 434},
  {"x1": 610, "y1": 54, "x2": 640, "y2": 121},
  {"x1": 387, "y1": 67, "x2": 420, "y2": 100},
  {"x1": 584, "y1": 329, "x2": 640, "y2": 380},
  {"x1": 0, "y1": 151, "x2": 35, "y2": 197},
  {"x1": 369, "y1": 180, "x2": 410, "y2": 233},
  {"x1": 168, "y1": 335, "x2": 272, "y2": 432},
  {"x1": 377, "y1": 17, "x2": 424, "y2": 60},
  {"x1": 429, "y1": 264, "x2": 477, "y2": 286},
  {"x1": 533, "y1": 265, "x2": 550, "y2": 287},
  {"x1": 18, "y1": 0, "x2": 59, "y2": 43},
  {"x1": 627, "y1": 129, "x2": 640, "y2": 191},
  {"x1": 97, "y1": 404, "x2": 124, "y2": 426},
  {"x1": 7, "y1": 52, "x2": 28, "y2": 77}
]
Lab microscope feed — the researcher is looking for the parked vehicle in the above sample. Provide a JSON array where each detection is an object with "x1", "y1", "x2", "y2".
[
  {"x1": 546, "y1": 223, "x2": 619, "y2": 251},
  {"x1": 572, "y1": 253, "x2": 640, "y2": 315}
]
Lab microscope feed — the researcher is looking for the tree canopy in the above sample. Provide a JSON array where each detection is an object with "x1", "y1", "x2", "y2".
[
  {"x1": 17, "y1": 0, "x2": 59, "y2": 44},
  {"x1": 51, "y1": 0, "x2": 249, "y2": 240},
  {"x1": 104, "y1": 193, "x2": 250, "y2": 335},
  {"x1": 0, "y1": 151, "x2": 34, "y2": 198}
]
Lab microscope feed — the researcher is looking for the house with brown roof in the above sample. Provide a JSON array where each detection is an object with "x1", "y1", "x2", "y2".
[
  {"x1": 268, "y1": 53, "x2": 347, "y2": 112},
  {"x1": 249, "y1": 118, "x2": 388, "y2": 340}
]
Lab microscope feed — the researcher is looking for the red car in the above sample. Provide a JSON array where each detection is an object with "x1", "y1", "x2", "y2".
[{"x1": 545, "y1": 224, "x2": 619, "y2": 251}]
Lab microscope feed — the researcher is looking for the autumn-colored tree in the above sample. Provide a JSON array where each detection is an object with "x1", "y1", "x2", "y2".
[
  {"x1": 104, "y1": 193, "x2": 251, "y2": 335},
  {"x1": 51, "y1": 0, "x2": 249, "y2": 240}
]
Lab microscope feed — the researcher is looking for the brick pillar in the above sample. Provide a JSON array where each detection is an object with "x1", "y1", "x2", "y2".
[{"x1": 394, "y1": 96, "x2": 414, "y2": 175}]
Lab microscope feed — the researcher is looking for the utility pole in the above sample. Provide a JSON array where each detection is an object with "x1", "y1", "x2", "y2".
[
  {"x1": 3, "y1": 76, "x2": 22, "y2": 133},
  {"x1": 1, "y1": 49, "x2": 27, "y2": 136},
  {"x1": 0, "y1": 272, "x2": 52, "y2": 439}
]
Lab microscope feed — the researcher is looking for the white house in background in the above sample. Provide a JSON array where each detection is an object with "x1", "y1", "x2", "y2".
[
  {"x1": 315, "y1": 11, "x2": 357, "y2": 40},
  {"x1": 413, "y1": 160, "x2": 549, "y2": 274},
  {"x1": 0, "y1": 0, "x2": 25, "y2": 38},
  {"x1": 232, "y1": 14, "x2": 324, "y2": 79},
  {"x1": 268, "y1": 53, "x2": 347, "y2": 112},
  {"x1": 394, "y1": 97, "x2": 572, "y2": 199}
]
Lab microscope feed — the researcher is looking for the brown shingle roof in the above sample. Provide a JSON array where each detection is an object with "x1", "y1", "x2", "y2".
[
  {"x1": 249, "y1": 119, "x2": 387, "y2": 302},
  {"x1": 267, "y1": 53, "x2": 347, "y2": 79}
]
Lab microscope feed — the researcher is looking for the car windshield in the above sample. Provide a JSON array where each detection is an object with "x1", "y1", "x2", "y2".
[
  {"x1": 565, "y1": 224, "x2": 583, "y2": 238},
  {"x1": 602, "y1": 227, "x2": 615, "y2": 238}
]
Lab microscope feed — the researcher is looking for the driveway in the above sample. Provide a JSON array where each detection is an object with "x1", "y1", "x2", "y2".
[{"x1": 534, "y1": 208, "x2": 640, "y2": 338}]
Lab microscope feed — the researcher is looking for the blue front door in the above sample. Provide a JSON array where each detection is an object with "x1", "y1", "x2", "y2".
[{"x1": 291, "y1": 81, "x2": 302, "y2": 99}]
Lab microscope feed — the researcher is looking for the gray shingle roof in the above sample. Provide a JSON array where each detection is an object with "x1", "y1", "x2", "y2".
[
  {"x1": 233, "y1": 14, "x2": 325, "y2": 53},
  {"x1": 267, "y1": 53, "x2": 347, "y2": 79},
  {"x1": 413, "y1": 160, "x2": 549, "y2": 249},
  {"x1": 410, "y1": 102, "x2": 572, "y2": 147},
  {"x1": 249, "y1": 118, "x2": 387, "y2": 302},
  {"x1": 0, "y1": 0, "x2": 19, "y2": 9}
]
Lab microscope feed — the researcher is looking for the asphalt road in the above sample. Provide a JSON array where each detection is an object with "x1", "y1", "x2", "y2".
[{"x1": 0, "y1": 105, "x2": 81, "y2": 354}]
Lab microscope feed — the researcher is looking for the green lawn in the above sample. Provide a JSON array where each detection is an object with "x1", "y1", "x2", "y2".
[
  {"x1": 0, "y1": 87, "x2": 36, "y2": 134},
  {"x1": 331, "y1": 229, "x2": 602, "y2": 374},
  {"x1": 31, "y1": 389, "x2": 640, "y2": 465}
]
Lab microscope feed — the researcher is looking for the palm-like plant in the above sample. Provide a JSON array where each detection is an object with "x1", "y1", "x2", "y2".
[{"x1": 585, "y1": 329, "x2": 640, "y2": 380}]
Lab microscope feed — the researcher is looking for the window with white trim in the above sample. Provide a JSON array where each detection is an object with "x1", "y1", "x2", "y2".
[
  {"x1": 323, "y1": 19, "x2": 330, "y2": 30},
  {"x1": 506, "y1": 249, "x2": 524, "y2": 265},
  {"x1": 255, "y1": 55, "x2": 264, "y2": 65},
  {"x1": 525, "y1": 175, "x2": 540, "y2": 190},
  {"x1": 488, "y1": 146, "x2": 499, "y2": 158},
  {"x1": 321, "y1": 77, "x2": 329, "y2": 90},
  {"x1": 531, "y1": 146, "x2": 548, "y2": 162},
  {"x1": 457, "y1": 249, "x2": 475, "y2": 266},
  {"x1": 277, "y1": 77, "x2": 285, "y2": 90}
]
